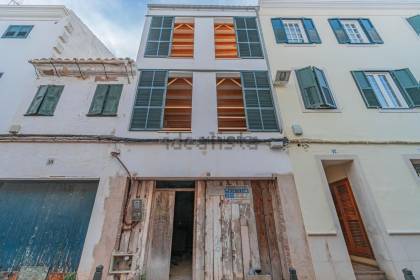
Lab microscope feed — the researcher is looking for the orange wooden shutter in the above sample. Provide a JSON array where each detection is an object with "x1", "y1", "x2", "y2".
[
  {"x1": 171, "y1": 23, "x2": 194, "y2": 58},
  {"x1": 214, "y1": 23, "x2": 238, "y2": 59},
  {"x1": 163, "y1": 77, "x2": 192, "y2": 131},
  {"x1": 329, "y1": 179, "x2": 374, "y2": 259}
]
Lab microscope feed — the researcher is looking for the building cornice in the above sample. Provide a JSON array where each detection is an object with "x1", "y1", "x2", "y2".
[
  {"x1": 260, "y1": 0, "x2": 420, "y2": 10},
  {"x1": 148, "y1": 4, "x2": 258, "y2": 11},
  {"x1": 0, "y1": 5, "x2": 69, "y2": 20}
]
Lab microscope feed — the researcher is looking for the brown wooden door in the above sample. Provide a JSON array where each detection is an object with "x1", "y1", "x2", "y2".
[
  {"x1": 329, "y1": 178, "x2": 374, "y2": 259},
  {"x1": 147, "y1": 190, "x2": 176, "y2": 280}
]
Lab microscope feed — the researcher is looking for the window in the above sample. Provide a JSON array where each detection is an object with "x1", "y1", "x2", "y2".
[
  {"x1": 271, "y1": 18, "x2": 321, "y2": 44},
  {"x1": 88, "y1": 84, "x2": 123, "y2": 116},
  {"x1": 234, "y1": 17, "x2": 264, "y2": 58},
  {"x1": 171, "y1": 21, "x2": 194, "y2": 58},
  {"x1": 407, "y1": 15, "x2": 420, "y2": 35},
  {"x1": 214, "y1": 19, "x2": 238, "y2": 59},
  {"x1": 411, "y1": 160, "x2": 420, "y2": 177},
  {"x1": 145, "y1": 16, "x2": 174, "y2": 57},
  {"x1": 352, "y1": 69, "x2": 420, "y2": 109},
  {"x1": 329, "y1": 19, "x2": 383, "y2": 44},
  {"x1": 26, "y1": 85, "x2": 64, "y2": 116},
  {"x1": 0, "y1": 73, "x2": 3, "y2": 79},
  {"x1": 217, "y1": 72, "x2": 279, "y2": 132},
  {"x1": 295, "y1": 67, "x2": 336, "y2": 109},
  {"x1": 2, "y1": 25, "x2": 33, "y2": 39},
  {"x1": 130, "y1": 71, "x2": 193, "y2": 131},
  {"x1": 145, "y1": 16, "x2": 194, "y2": 58}
]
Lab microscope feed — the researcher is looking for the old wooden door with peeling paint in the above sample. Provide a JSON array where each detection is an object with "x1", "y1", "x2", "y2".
[
  {"x1": 146, "y1": 190, "x2": 176, "y2": 280},
  {"x1": 204, "y1": 181, "x2": 264, "y2": 280}
]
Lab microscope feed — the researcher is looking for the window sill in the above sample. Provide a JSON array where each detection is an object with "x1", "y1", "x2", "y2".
[
  {"x1": 282, "y1": 43, "x2": 318, "y2": 47},
  {"x1": 24, "y1": 114, "x2": 53, "y2": 117},
  {"x1": 86, "y1": 114, "x2": 118, "y2": 117},
  {"x1": 302, "y1": 108, "x2": 342, "y2": 113},
  {"x1": 342, "y1": 43, "x2": 381, "y2": 47},
  {"x1": 378, "y1": 108, "x2": 420, "y2": 113}
]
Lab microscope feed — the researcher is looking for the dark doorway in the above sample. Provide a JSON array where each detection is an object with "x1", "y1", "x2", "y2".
[{"x1": 169, "y1": 191, "x2": 194, "y2": 280}]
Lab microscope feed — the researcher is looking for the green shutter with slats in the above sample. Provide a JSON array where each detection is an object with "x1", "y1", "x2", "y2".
[
  {"x1": 37, "y1": 85, "x2": 63, "y2": 116},
  {"x1": 351, "y1": 71, "x2": 381, "y2": 108},
  {"x1": 26, "y1": 85, "x2": 48, "y2": 115},
  {"x1": 145, "y1": 16, "x2": 174, "y2": 57},
  {"x1": 241, "y1": 72, "x2": 278, "y2": 131},
  {"x1": 88, "y1": 85, "x2": 108, "y2": 115},
  {"x1": 296, "y1": 67, "x2": 324, "y2": 109},
  {"x1": 302, "y1": 18, "x2": 321, "y2": 44},
  {"x1": 391, "y1": 69, "x2": 420, "y2": 107},
  {"x1": 313, "y1": 67, "x2": 336, "y2": 108},
  {"x1": 235, "y1": 17, "x2": 263, "y2": 58},
  {"x1": 130, "y1": 71, "x2": 167, "y2": 130},
  {"x1": 329, "y1": 19, "x2": 350, "y2": 44},
  {"x1": 359, "y1": 19, "x2": 383, "y2": 44},
  {"x1": 407, "y1": 15, "x2": 420, "y2": 35},
  {"x1": 103, "y1": 85, "x2": 123, "y2": 115},
  {"x1": 271, "y1": 18, "x2": 287, "y2": 43}
]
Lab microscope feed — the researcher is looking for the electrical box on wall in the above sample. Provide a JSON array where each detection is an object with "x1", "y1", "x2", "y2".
[
  {"x1": 273, "y1": 70, "x2": 291, "y2": 86},
  {"x1": 131, "y1": 198, "x2": 144, "y2": 222},
  {"x1": 109, "y1": 253, "x2": 134, "y2": 274}
]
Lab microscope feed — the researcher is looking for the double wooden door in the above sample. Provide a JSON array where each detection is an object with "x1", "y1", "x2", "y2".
[{"x1": 329, "y1": 178, "x2": 375, "y2": 259}]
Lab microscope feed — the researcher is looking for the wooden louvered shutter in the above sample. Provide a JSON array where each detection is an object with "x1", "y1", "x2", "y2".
[
  {"x1": 351, "y1": 71, "x2": 381, "y2": 108},
  {"x1": 88, "y1": 85, "x2": 108, "y2": 115},
  {"x1": 407, "y1": 15, "x2": 420, "y2": 35},
  {"x1": 37, "y1": 85, "x2": 63, "y2": 116},
  {"x1": 102, "y1": 85, "x2": 123, "y2": 115},
  {"x1": 171, "y1": 23, "x2": 194, "y2": 58},
  {"x1": 391, "y1": 68, "x2": 420, "y2": 107},
  {"x1": 131, "y1": 71, "x2": 167, "y2": 130},
  {"x1": 271, "y1": 18, "x2": 287, "y2": 43},
  {"x1": 145, "y1": 16, "x2": 174, "y2": 57},
  {"x1": 241, "y1": 72, "x2": 278, "y2": 131},
  {"x1": 330, "y1": 179, "x2": 374, "y2": 259},
  {"x1": 302, "y1": 18, "x2": 321, "y2": 44},
  {"x1": 359, "y1": 19, "x2": 383, "y2": 44},
  {"x1": 234, "y1": 17, "x2": 263, "y2": 58},
  {"x1": 295, "y1": 67, "x2": 324, "y2": 109},
  {"x1": 329, "y1": 19, "x2": 350, "y2": 44},
  {"x1": 26, "y1": 85, "x2": 48, "y2": 115},
  {"x1": 313, "y1": 67, "x2": 336, "y2": 108}
]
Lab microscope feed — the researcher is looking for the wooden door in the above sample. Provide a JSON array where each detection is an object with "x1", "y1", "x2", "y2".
[
  {"x1": 146, "y1": 190, "x2": 176, "y2": 280},
  {"x1": 205, "y1": 181, "x2": 263, "y2": 280},
  {"x1": 329, "y1": 178, "x2": 374, "y2": 259}
]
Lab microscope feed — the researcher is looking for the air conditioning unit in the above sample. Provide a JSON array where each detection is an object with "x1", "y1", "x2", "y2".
[{"x1": 273, "y1": 70, "x2": 291, "y2": 86}]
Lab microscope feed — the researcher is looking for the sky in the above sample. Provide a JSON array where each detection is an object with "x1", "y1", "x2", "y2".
[{"x1": 0, "y1": 0, "x2": 257, "y2": 58}]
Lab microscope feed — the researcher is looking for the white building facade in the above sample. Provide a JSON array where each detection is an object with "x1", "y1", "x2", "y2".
[
  {"x1": 0, "y1": 4, "x2": 315, "y2": 280},
  {"x1": 259, "y1": 0, "x2": 420, "y2": 279}
]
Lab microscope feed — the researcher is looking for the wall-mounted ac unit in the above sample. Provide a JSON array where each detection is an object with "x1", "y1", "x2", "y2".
[{"x1": 273, "y1": 70, "x2": 291, "y2": 86}]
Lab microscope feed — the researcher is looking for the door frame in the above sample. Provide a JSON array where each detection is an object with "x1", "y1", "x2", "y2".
[{"x1": 315, "y1": 155, "x2": 396, "y2": 276}]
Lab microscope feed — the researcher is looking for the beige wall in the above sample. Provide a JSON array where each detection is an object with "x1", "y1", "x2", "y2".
[{"x1": 259, "y1": 1, "x2": 420, "y2": 278}]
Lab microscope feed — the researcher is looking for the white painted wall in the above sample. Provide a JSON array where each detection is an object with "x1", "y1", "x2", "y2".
[{"x1": 0, "y1": 5, "x2": 113, "y2": 134}]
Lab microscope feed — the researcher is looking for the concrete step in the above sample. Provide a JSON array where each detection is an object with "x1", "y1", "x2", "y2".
[{"x1": 353, "y1": 262, "x2": 387, "y2": 280}]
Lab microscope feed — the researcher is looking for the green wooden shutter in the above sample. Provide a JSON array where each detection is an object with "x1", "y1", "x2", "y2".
[
  {"x1": 329, "y1": 19, "x2": 350, "y2": 44},
  {"x1": 26, "y1": 86, "x2": 48, "y2": 115},
  {"x1": 130, "y1": 71, "x2": 167, "y2": 130},
  {"x1": 103, "y1": 85, "x2": 123, "y2": 115},
  {"x1": 391, "y1": 69, "x2": 420, "y2": 107},
  {"x1": 235, "y1": 17, "x2": 263, "y2": 58},
  {"x1": 359, "y1": 19, "x2": 383, "y2": 44},
  {"x1": 313, "y1": 67, "x2": 336, "y2": 108},
  {"x1": 295, "y1": 67, "x2": 323, "y2": 109},
  {"x1": 145, "y1": 16, "x2": 174, "y2": 57},
  {"x1": 351, "y1": 71, "x2": 381, "y2": 108},
  {"x1": 271, "y1": 18, "x2": 287, "y2": 43},
  {"x1": 37, "y1": 85, "x2": 64, "y2": 116},
  {"x1": 88, "y1": 85, "x2": 109, "y2": 115},
  {"x1": 302, "y1": 18, "x2": 321, "y2": 44},
  {"x1": 241, "y1": 72, "x2": 279, "y2": 131},
  {"x1": 407, "y1": 15, "x2": 420, "y2": 35}
]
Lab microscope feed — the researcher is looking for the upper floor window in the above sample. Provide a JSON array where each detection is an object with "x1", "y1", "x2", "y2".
[
  {"x1": 214, "y1": 19, "x2": 238, "y2": 59},
  {"x1": 26, "y1": 85, "x2": 64, "y2": 116},
  {"x1": 144, "y1": 16, "x2": 194, "y2": 58},
  {"x1": 2, "y1": 25, "x2": 33, "y2": 39},
  {"x1": 295, "y1": 67, "x2": 336, "y2": 109},
  {"x1": 271, "y1": 18, "x2": 321, "y2": 44},
  {"x1": 217, "y1": 71, "x2": 279, "y2": 132},
  {"x1": 88, "y1": 84, "x2": 123, "y2": 116},
  {"x1": 235, "y1": 17, "x2": 264, "y2": 58},
  {"x1": 329, "y1": 19, "x2": 383, "y2": 44},
  {"x1": 130, "y1": 70, "x2": 192, "y2": 131},
  {"x1": 411, "y1": 159, "x2": 420, "y2": 177},
  {"x1": 407, "y1": 15, "x2": 420, "y2": 35},
  {"x1": 352, "y1": 69, "x2": 420, "y2": 109}
]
